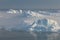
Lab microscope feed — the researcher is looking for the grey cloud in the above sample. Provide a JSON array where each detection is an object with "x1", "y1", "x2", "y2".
[{"x1": 0, "y1": 0, "x2": 60, "y2": 9}]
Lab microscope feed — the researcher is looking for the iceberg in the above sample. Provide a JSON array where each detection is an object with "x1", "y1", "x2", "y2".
[{"x1": 0, "y1": 9, "x2": 59, "y2": 32}]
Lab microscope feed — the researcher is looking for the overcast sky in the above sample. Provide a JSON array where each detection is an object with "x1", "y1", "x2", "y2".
[{"x1": 0, "y1": 0, "x2": 60, "y2": 9}]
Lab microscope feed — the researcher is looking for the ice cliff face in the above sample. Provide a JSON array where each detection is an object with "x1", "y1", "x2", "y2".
[{"x1": 0, "y1": 9, "x2": 60, "y2": 32}]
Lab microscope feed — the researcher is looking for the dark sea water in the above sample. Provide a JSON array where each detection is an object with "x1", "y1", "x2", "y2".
[{"x1": 0, "y1": 30, "x2": 60, "y2": 40}]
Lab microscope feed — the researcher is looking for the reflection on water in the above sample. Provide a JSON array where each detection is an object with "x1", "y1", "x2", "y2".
[
  {"x1": 30, "y1": 32, "x2": 60, "y2": 40},
  {"x1": 0, "y1": 30, "x2": 60, "y2": 40}
]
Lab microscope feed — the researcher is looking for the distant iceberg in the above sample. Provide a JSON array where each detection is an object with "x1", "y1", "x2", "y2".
[{"x1": 0, "y1": 9, "x2": 60, "y2": 32}]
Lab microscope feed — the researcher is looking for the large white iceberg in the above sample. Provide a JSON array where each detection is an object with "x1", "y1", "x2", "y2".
[{"x1": 0, "y1": 9, "x2": 60, "y2": 32}]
